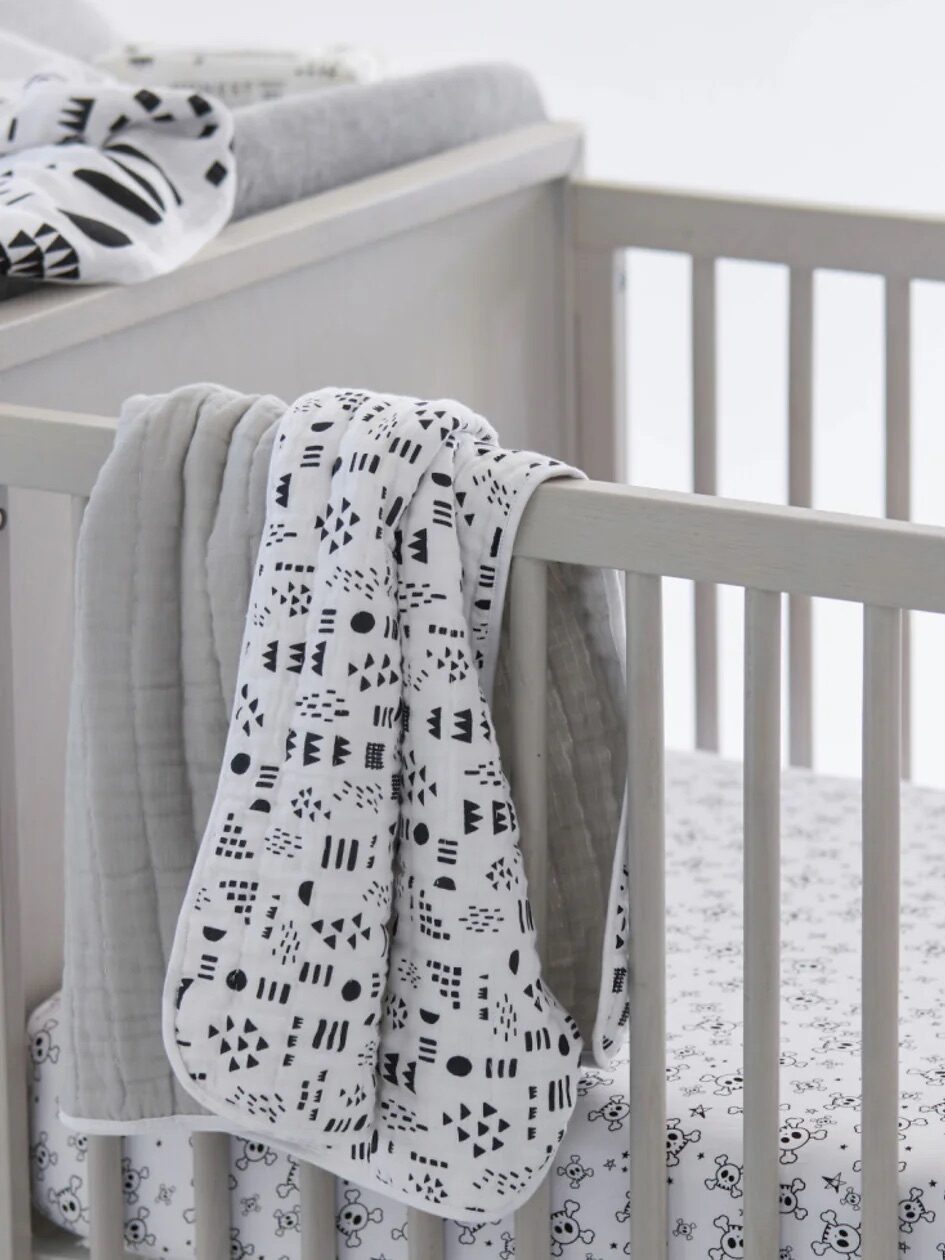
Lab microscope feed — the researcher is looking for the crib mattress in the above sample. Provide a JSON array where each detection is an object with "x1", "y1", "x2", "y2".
[{"x1": 29, "y1": 751, "x2": 945, "y2": 1258}]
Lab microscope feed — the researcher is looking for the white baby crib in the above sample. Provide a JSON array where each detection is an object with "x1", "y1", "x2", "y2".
[{"x1": 1, "y1": 122, "x2": 945, "y2": 1260}]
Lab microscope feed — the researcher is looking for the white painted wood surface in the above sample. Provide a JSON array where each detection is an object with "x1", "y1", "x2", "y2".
[
  {"x1": 86, "y1": 1137, "x2": 124, "y2": 1260},
  {"x1": 406, "y1": 1210, "x2": 445, "y2": 1260},
  {"x1": 625, "y1": 572, "x2": 667, "y2": 1259},
  {"x1": 692, "y1": 257, "x2": 720, "y2": 752},
  {"x1": 299, "y1": 1163, "x2": 337, "y2": 1260},
  {"x1": 788, "y1": 267, "x2": 815, "y2": 769},
  {"x1": 0, "y1": 123, "x2": 581, "y2": 377},
  {"x1": 509, "y1": 557, "x2": 552, "y2": 1260},
  {"x1": 1, "y1": 186, "x2": 573, "y2": 460},
  {"x1": 742, "y1": 588, "x2": 781, "y2": 1258},
  {"x1": 0, "y1": 486, "x2": 31, "y2": 1260},
  {"x1": 192, "y1": 1133, "x2": 231, "y2": 1259},
  {"x1": 861, "y1": 605, "x2": 901, "y2": 1260},
  {"x1": 0, "y1": 405, "x2": 115, "y2": 497},
  {"x1": 572, "y1": 177, "x2": 945, "y2": 783},
  {"x1": 516, "y1": 478, "x2": 945, "y2": 612},
  {"x1": 884, "y1": 277, "x2": 912, "y2": 780},
  {"x1": 7, "y1": 402, "x2": 945, "y2": 613},
  {"x1": 574, "y1": 179, "x2": 945, "y2": 278},
  {"x1": 573, "y1": 247, "x2": 627, "y2": 481}
]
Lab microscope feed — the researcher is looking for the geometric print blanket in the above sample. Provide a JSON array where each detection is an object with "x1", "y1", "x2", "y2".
[
  {"x1": 0, "y1": 66, "x2": 234, "y2": 284},
  {"x1": 163, "y1": 389, "x2": 586, "y2": 1219}
]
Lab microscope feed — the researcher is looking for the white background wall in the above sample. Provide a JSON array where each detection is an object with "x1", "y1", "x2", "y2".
[{"x1": 89, "y1": 1, "x2": 945, "y2": 781}]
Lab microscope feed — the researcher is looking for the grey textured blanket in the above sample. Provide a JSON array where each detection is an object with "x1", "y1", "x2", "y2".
[
  {"x1": 232, "y1": 63, "x2": 546, "y2": 221},
  {"x1": 61, "y1": 385, "x2": 624, "y2": 1125}
]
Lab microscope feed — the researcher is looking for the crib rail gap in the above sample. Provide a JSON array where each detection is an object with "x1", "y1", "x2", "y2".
[
  {"x1": 509, "y1": 556, "x2": 552, "y2": 1260},
  {"x1": 742, "y1": 588, "x2": 782, "y2": 1255},
  {"x1": 192, "y1": 1131, "x2": 231, "y2": 1259},
  {"x1": 861, "y1": 605, "x2": 901, "y2": 1260},
  {"x1": 692, "y1": 256, "x2": 720, "y2": 752},
  {"x1": 625, "y1": 572, "x2": 667, "y2": 1258},
  {"x1": 788, "y1": 266, "x2": 814, "y2": 768},
  {"x1": 0, "y1": 486, "x2": 31, "y2": 1260},
  {"x1": 299, "y1": 1162, "x2": 337, "y2": 1260},
  {"x1": 87, "y1": 1135, "x2": 125, "y2": 1260},
  {"x1": 884, "y1": 277, "x2": 912, "y2": 779}
]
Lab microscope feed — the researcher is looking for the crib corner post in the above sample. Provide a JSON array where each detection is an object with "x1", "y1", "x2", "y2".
[{"x1": 0, "y1": 487, "x2": 33, "y2": 1260}]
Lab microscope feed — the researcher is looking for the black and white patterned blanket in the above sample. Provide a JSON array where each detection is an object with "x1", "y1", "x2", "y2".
[
  {"x1": 163, "y1": 389, "x2": 588, "y2": 1218},
  {"x1": 0, "y1": 69, "x2": 234, "y2": 283}
]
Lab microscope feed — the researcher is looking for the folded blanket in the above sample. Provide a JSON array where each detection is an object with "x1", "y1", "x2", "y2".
[
  {"x1": 61, "y1": 385, "x2": 626, "y2": 1138},
  {"x1": 231, "y1": 63, "x2": 546, "y2": 221},
  {"x1": 0, "y1": 51, "x2": 235, "y2": 283},
  {"x1": 164, "y1": 390, "x2": 585, "y2": 1216}
]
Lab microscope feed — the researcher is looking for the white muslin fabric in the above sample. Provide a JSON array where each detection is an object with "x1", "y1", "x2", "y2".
[
  {"x1": 0, "y1": 34, "x2": 234, "y2": 283},
  {"x1": 163, "y1": 389, "x2": 585, "y2": 1219}
]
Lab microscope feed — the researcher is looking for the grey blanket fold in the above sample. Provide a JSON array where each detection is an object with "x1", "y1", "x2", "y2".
[
  {"x1": 61, "y1": 384, "x2": 625, "y2": 1125},
  {"x1": 232, "y1": 63, "x2": 546, "y2": 221}
]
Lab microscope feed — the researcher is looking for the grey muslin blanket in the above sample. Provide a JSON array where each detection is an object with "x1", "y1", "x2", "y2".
[
  {"x1": 231, "y1": 63, "x2": 546, "y2": 221},
  {"x1": 61, "y1": 385, "x2": 625, "y2": 1125}
]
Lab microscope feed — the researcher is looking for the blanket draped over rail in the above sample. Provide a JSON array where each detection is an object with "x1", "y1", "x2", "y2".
[
  {"x1": 60, "y1": 385, "x2": 629, "y2": 1212},
  {"x1": 164, "y1": 390, "x2": 585, "y2": 1215}
]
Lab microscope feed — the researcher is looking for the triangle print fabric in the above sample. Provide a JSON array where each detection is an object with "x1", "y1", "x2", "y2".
[
  {"x1": 164, "y1": 389, "x2": 585, "y2": 1218},
  {"x1": 0, "y1": 73, "x2": 234, "y2": 284}
]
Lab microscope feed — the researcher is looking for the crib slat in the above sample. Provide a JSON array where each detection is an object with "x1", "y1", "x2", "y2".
[
  {"x1": 743, "y1": 588, "x2": 781, "y2": 1257},
  {"x1": 509, "y1": 556, "x2": 549, "y2": 926},
  {"x1": 299, "y1": 1162, "x2": 337, "y2": 1260},
  {"x1": 509, "y1": 556, "x2": 551, "y2": 1260},
  {"x1": 0, "y1": 488, "x2": 31, "y2": 1260},
  {"x1": 788, "y1": 267, "x2": 814, "y2": 768},
  {"x1": 407, "y1": 1209, "x2": 445, "y2": 1260},
  {"x1": 692, "y1": 256, "x2": 720, "y2": 753},
  {"x1": 625, "y1": 572, "x2": 667, "y2": 1258},
  {"x1": 573, "y1": 247, "x2": 628, "y2": 482},
  {"x1": 192, "y1": 1132, "x2": 231, "y2": 1259},
  {"x1": 88, "y1": 1135, "x2": 125, "y2": 1260},
  {"x1": 884, "y1": 277, "x2": 912, "y2": 779},
  {"x1": 861, "y1": 604, "x2": 901, "y2": 1260}
]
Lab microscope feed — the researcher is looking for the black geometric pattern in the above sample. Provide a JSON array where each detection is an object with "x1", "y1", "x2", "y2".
[
  {"x1": 166, "y1": 388, "x2": 583, "y2": 1218},
  {"x1": 0, "y1": 80, "x2": 233, "y2": 285}
]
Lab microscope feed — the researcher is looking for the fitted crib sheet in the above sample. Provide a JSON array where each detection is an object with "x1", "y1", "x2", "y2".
[{"x1": 29, "y1": 750, "x2": 945, "y2": 1259}]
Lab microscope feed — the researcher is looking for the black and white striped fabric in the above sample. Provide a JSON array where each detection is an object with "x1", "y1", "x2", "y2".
[
  {"x1": 0, "y1": 70, "x2": 235, "y2": 283},
  {"x1": 163, "y1": 389, "x2": 585, "y2": 1219}
]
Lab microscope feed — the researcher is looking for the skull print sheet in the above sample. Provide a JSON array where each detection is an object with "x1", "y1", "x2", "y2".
[{"x1": 31, "y1": 750, "x2": 945, "y2": 1258}]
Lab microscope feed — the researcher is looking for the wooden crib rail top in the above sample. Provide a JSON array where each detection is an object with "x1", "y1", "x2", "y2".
[
  {"x1": 0, "y1": 121, "x2": 583, "y2": 377},
  {"x1": 4, "y1": 401, "x2": 945, "y2": 615}
]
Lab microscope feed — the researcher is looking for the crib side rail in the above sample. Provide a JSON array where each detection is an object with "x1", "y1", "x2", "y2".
[
  {"x1": 573, "y1": 180, "x2": 945, "y2": 278},
  {"x1": 571, "y1": 178, "x2": 945, "y2": 772},
  {"x1": 2, "y1": 413, "x2": 941, "y2": 1258},
  {"x1": 512, "y1": 475, "x2": 929, "y2": 1260}
]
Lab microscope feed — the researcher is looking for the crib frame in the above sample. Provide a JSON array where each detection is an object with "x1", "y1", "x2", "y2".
[
  {"x1": 3, "y1": 123, "x2": 945, "y2": 1259},
  {"x1": 1, "y1": 406, "x2": 941, "y2": 1260}
]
